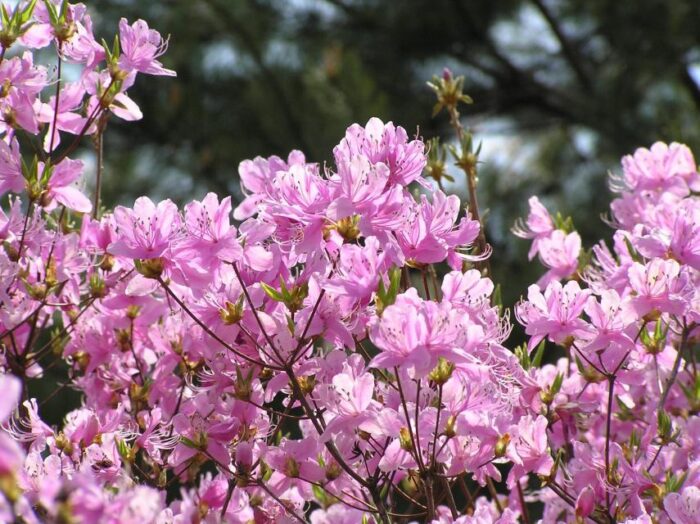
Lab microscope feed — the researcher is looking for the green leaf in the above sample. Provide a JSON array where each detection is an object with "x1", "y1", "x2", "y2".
[
  {"x1": 553, "y1": 212, "x2": 574, "y2": 233},
  {"x1": 179, "y1": 436, "x2": 198, "y2": 449},
  {"x1": 515, "y1": 344, "x2": 530, "y2": 370},
  {"x1": 311, "y1": 484, "x2": 327, "y2": 506},
  {"x1": 43, "y1": 0, "x2": 58, "y2": 26},
  {"x1": 116, "y1": 438, "x2": 131, "y2": 461},
  {"x1": 531, "y1": 340, "x2": 546, "y2": 368},
  {"x1": 657, "y1": 409, "x2": 672, "y2": 442},
  {"x1": 376, "y1": 266, "x2": 402, "y2": 314},
  {"x1": 0, "y1": 4, "x2": 11, "y2": 27},
  {"x1": 101, "y1": 38, "x2": 113, "y2": 62},
  {"x1": 551, "y1": 372, "x2": 564, "y2": 395},
  {"x1": 59, "y1": 0, "x2": 69, "y2": 19},
  {"x1": 20, "y1": 0, "x2": 38, "y2": 24},
  {"x1": 9, "y1": 2, "x2": 20, "y2": 26},
  {"x1": 260, "y1": 282, "x2": 283, "y2": 302},
  {"x1": 623, "y1": 236, "x2": 644, "y2": 263}
]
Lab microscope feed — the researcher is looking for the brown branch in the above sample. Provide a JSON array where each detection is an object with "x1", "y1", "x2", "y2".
[{"x1": 530, "y1": 0, "x2": 592, "y2": 92}]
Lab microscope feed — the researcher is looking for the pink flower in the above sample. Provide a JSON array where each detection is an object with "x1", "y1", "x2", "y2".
[
  {"x1": 266, "y1": 437, "x2": 324, "y2": 493},
  {"x1": 0, "y1": 90, "x2": 39, "y2": 134},
  {"x1": 234, "y1": 151, "x2": 306, "y2": 220},
  {"x1": 109, "y1": 197, "x2": 181, "y2": 259},
  {"x1": 321, "y1": 367, "x2": 376, "y2": 440},
  {"x1": 536, "y1": 230, "x2": 581, "y2": 287},
  {"x1": 669, "y1": 200, "x2": 700, "y2": 269},
  {"x1": 36, "y1": 82, "x2": 88, "y2": 152},
  {"x1": 0, "y1": 375, "x2": 21, "y2": 423},
  {"x1": 310, "y1": 504, "x2": 368, "y2": 524},
  {"x1": 580, "y1": 289, "x2": 636, "y2": 370},
  {"x1": 621, "y1": 142, "x2": 700, "y2": 195},
  {"x1": 0, "y1": 138, "x2": 24, "y2": 196},
  {"x1": 0, "y1": 376, "x2": 25, "y2": 476},
  {"x1": 516, "y1": 280, "x2": 590, "y2": 350},
  {"x1": 85, "y1": 70, "x2": 143, "y2": 122},
  {"x1": 324, "y1": 236, "x2": 386, "y2": 305},
  {"x1": 664, "y1": 486, "x2": 700, "y2": 524},
  {"x1": 333, "y1": 117, "x2": 426, "y2": 186},
  {"x1": 396, "y1": 191, "x2": 481, "y2": 269},
  {"x1": 329, "y1": 153, "x2": 389, "y2": 219},
  {"x1": 178, "y1": 192, "x2": 242, "y2": 263},
  {"x1": 575, "y1": 485, "x2": 596, "y2": 520},
  {"x1": 43, "y1": 158, "x2": 92, "y2": 213},
  {"x1": 266, "y1": 162, "x2": 330, "y2": 252},
  {"x1": 507, "y1": 415, "x2": 553, "y2": 487},
  {"x1": 369, "y1": 289, "x2": 468, "y2": 376},
  {"x1": 627, "y1": 258, "x2": 693, "y2": 317},
  {"x1": 513, "y1": 196, "x2": 555, "y2": 260},
  {"x1": 441, "y1": 269, "x2": 494, "y2": 315},
  {"x1": 118, "y1": 18, "x2": 176, "y2": 77},
  {"x1": 63, "y1": 13, "x2": 105, "y2": 68},
  {"x1": 106, "y1": 485, "x2": 165, "y2": 524}
]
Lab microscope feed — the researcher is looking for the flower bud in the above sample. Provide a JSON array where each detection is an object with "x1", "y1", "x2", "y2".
[
  {"x1": 325, "y1": 461, "x2": 342, "y2": 481},
  {"x1": 399, "y1": 427, "x2": 413, "y2": 452},
  {"x1": 0, "y1": 473, "x2": 20, "y2": 504},
  {"x1": 3, "y1": 241, "x2": 18, "y2": 262},
  {"x1": 358, "y1": 430, "x2": 372, "y2": 441},
  {"x1": 89, "y1": 274, "x2": 107, "y2": 298},
  {"x1": 26, "y1": 282, "x2": 48, "y2": 300},
  {"x1": 428, "y1": 357, "x2": 454, "y2": 385},
  {"x1": 219, "y1": 299, "x2": 243, "y2": 325},
  {"x1": 494, "y1": 433, "x2": 511, "y2": 458},
  {"x1": 116, "y1": 329, "x2": 131, "y2": 352},
  {"x1": 325, "y1": 215, "x2": 360, "y2": 242},
  {"x1": 539, "y1": 389, "x2": 554, "y2": 405},
  {"x1": 55, "y1": 432, "x2": 74, "y2": 455},
  {"x1": 135, "y1": 257, "x2": 165, "y2": 279},
  {"x1": 283, "y1": 456, "x2": 300, "y2": 478},
  {"x1": 99, "y1": 254, "x2": 115, "y2": 271},
  {"x1": 234, "y1": 366, "x2": 254, "y2": 401},
  {"x1": 126, "y1": 305, "x2": 141, "y2": 319},
  {"x1": 444, "y1": 415, "x2": 457, "y2": 438},
  {"x1": 73, "y1": 351, "x2": 90, "y2": 373},
  {"x1": 297, "y1": 375, "x2": 316, "y2": 395}
]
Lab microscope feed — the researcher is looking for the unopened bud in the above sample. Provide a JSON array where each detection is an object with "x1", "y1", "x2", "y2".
[
  {"x1": 126, "y1": 305, "x2": 141, "y2": 319},
  {"x1": 539, "y1": 389, "x2": 554, "y2": 405},
  {"x1": 99, "y1": 254, "x2": 115, "y2": 271},
  {"x1": 297, "y1": 375, "x2": 315, "y2": 395},
  {"x1": 89, "y1": 275, "x2": 107, "y2": 298},
  {"x1": 219, "y1": 299, "x2": 243, "y2": 325},
  {"x1": 444, "y1": 415, "x2": 457, "y2": 438},
  {"x1": 283, "y1": 456, "x2": 300, "y2": 478},
  {"x1": 494, "y1": 433, "x2": 511, "y2": 458},
  {"x1": 55, "y1": 432, "x2": 74, "y2": 455},
  {"x1": 429, "y1": 357, "x2": 454, "y2": 385},
  {"x1": 325, "y1": 461, "x2": 342, "y2": 481},
  {"x1": 0, "y1": 473, "x2": 20, "y2": 503},
  {"x1": 135, "y1": 258, "x2": 165, "y2": 279},
  {"x1": 358, "y1": 430, "x2": 372, "y2": 441},
  {"x1": 73, "y1": 351, "x2": 90, "y2": 373},
  {"x1": 399, "y1": 427, "x2": 413, "y2": 452}
]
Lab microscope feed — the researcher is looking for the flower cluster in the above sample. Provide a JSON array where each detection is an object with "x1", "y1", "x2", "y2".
[
  {"x1": 514, "y1": 142, "x2": 700, "y2": 523},
  {"x1": 0, "y1": 3, "x2": 698, "y2": 523}
]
